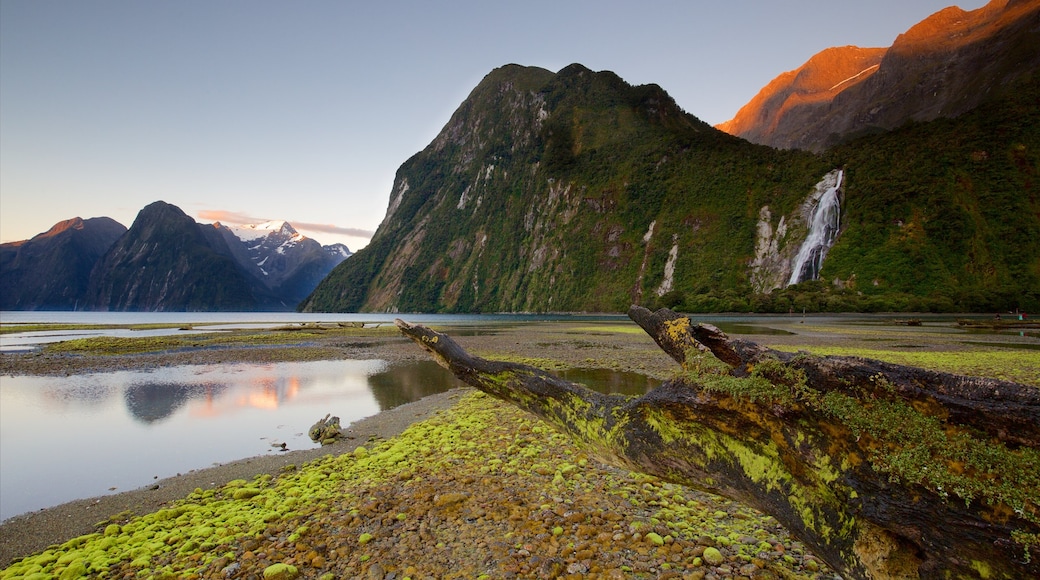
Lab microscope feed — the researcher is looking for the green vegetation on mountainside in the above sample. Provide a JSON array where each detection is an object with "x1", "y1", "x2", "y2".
[
  {"x1": 302, "y1": 65, "x2": 1039, "y2": 314},
  {"x1": 815, "y1": 72, "x2": 1040, "y2": 313}
]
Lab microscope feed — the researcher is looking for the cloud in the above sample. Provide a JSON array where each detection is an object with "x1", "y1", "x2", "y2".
[
  {"x1": 196, "y1": 210, "x2": 373, "y2": 240},
  {"x1": 294, "y1": 222, "x2": 375, "y2": 239},
  {"x1": 197, "y1": 210, "x2": 268, "y2": 224}
]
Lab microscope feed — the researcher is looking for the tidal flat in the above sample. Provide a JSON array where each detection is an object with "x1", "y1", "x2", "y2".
[{"x1": 1, "y1": 315, "x2": 1036, "y2": 578}]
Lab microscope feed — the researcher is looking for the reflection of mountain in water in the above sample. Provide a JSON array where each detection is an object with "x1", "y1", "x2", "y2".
[
  {"x1": 124, "y1": 382, "x2": 227, "y2": 424},
  {"x1": 43, "y1": 382, "x2": 115, "y2": 409},
  {"x1": 366, "y1": 361, "x2": 461, "y2": 411}
]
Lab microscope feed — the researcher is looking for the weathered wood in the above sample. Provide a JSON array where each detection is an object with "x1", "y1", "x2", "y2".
[{"x1": 395, "y1": 309, "x2": 1040, "y2": 580}]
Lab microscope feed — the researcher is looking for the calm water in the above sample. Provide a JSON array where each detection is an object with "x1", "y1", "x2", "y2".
[
  {"x1": 3, "y1": 310, "x2": 1028, "y2": 521},
  {"x1": 0, "y1": 312, "x2": 669, "y2": 521},
  {"x1": 0, "y1": 359, "x2": 465, "y2": 521},
  {"x1": 0, "y1": 311, "x2": 627, "y2": 353}
]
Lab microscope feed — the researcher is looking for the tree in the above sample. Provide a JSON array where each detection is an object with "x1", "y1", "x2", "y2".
[{"x1": 396, "y1": 307, "x2": 1039, "y2": 579}]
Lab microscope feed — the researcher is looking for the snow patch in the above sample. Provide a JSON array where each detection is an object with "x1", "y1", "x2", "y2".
[
  {"x1": 829, "y1": 65, "x2": 880, "y2": 92},
  {"x1": 227, "y1": 221, "x2": 295, "y2": 242}
]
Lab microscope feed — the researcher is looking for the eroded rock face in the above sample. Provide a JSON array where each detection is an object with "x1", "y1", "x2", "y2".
[
  {"x1": 748, "y1": 206, "x2": 793, "y2": 294},
  {"x1": 717, "y1": 45, "x2": 887, "y2": 149},
  {"x1": 718, "y1": 0, "x2": 1040, "y2": 151}
]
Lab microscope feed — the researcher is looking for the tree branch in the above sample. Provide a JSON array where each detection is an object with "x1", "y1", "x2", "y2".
[{"x1": 395, "y1": 310, "x2": 1040, "y2": 580}]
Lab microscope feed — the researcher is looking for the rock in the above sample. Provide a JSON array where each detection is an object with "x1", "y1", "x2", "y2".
[
  {"x1": 233, "y1": 488, "x2": 262, "y2": 500},
  {"x1": 645, "y1": 532, "x2": 665, "y2": 546},
  {"x1": 702, "y1": 546, "x2": 725, "y2": 566},
  {"x1": 262, "y1": 563, "x2": 299, "y2": 580},
  {"x1": 308, "y1": 414, "x2": 341, "y2": 442}
]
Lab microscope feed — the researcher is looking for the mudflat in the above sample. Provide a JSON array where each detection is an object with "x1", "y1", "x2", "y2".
[{"x1": 2, "y1": 316, "x2": 1032, "y2": 577}]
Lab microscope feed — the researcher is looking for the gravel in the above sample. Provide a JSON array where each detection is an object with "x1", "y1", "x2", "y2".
[{"x1": 0, "y1": 321, "x2": 835, "y2": 579}]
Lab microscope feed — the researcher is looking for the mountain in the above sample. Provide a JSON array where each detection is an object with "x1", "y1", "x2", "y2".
[
  {"x1": 0, "y1": 217, "x2": 127, "y2": 310},
  {"x1": 301, "y1": 60, "x2": 1039, "y2": 314},
  {"x1": 86, "y1": 201, "x2": 260, "y2": 311},
  {"x1": 301, "y1": 63, "x2": 831, "y2": 313},
  {"x1": 213, "y1": 220, "x2": 352, "y2": 307},
  {"x1": 717, "y1": 0, "x2": 1040, "y2": 151},
  {"x1": 2, "y1": 203, "x2": 352, "y2": 311}
]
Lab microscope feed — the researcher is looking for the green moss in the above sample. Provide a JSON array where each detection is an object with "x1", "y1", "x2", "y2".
[
  {"x1": 971, "y1": 559, "x2": 993, "y2": 579},
  {"x1": 262, "y1": 563, "x2": 299, "y2": 580},
  {"x1": 41, "y1": 326, "x2": 385, "y2": 356},
  {"x1": 681, "y1": 349, "x2": 1040, "y2": 544},
  {"x1": 771, "y1": 344, "x2": 1040, "y2": 387},
  {"x1": 0, "y1": 392, "x2": 816, "y2": 579}
]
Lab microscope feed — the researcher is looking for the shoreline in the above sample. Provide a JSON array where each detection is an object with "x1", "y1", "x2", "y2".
[
  {"x1": 0, "y1": 322, "x2": 678, "y2": 568},
  {"x1": 2, "y1": 317, "x2": 1034, "y2": 576},
  {"x1": 0, "y1": 388, "x2": 469, "y2": 566}
]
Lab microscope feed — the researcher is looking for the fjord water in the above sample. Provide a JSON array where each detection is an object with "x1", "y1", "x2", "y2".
[
  {"x1": 3, "y1": 311, "x2": 1031, "y2": 521},
  {"x1": 0, "y1": 359, "x2": 462, "y2": 521},
  {"x1": 0, "y1": 311, "x2": 651, "y2": 521}
]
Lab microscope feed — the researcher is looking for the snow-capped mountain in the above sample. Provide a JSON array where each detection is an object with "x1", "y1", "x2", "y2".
[{"x1": 213, "y1": 220, "x2": 352, "y2": 308}]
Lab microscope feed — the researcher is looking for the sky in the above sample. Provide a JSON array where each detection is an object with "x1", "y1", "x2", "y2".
[{"x1": 1, "y1": 0, "x2": 988, "y2": 251}]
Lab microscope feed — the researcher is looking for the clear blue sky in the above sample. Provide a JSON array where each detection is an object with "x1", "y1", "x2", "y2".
[{"x1": 1, "y1": 0, "x2": 986, "y2": 251}]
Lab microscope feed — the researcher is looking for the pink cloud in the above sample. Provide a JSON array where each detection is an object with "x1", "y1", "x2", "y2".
[
  {"x1": 294, "y1": 222, "x2": 375, "y2": 239},
  {"x1": 196, "y1": 210, "x2": 373, "y2": 239},
  {"x1": 197, "y1": 209, "x2": 269, "y2": 224}
]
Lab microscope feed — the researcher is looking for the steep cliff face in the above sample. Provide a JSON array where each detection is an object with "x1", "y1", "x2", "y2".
[
  {"x1": 86, "y1": 201, "x2": 258, "y2": 311},
  {"x1": 717, "y1": 46, "x2": 887, "y2": 147},
  {"x1": 719, "y1": 0, "x2": 1040, "y2": 151},
  {"x1": 304, "y1": 57, "x2": 1039, "y2": 314},
  {"x1": 0, "y1": 217, "x2": 127, "y2": 310},
  {"x1": 302, "y1": 63, "x2": 831, "y2": 313}
]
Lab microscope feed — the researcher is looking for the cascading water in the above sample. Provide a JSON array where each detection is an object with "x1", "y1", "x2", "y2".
[{"x1": 788, "y1": 169, "x2": 843, "y2": 285}]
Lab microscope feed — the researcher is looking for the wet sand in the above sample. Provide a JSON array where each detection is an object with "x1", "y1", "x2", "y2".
[{"x1": 0, "y1": 321, "x2": 676, "y2": 566}]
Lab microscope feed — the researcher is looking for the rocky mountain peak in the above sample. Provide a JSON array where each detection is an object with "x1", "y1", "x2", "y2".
[
  {"x1": 716, "y1": 45, "x2": 887, "y2": 139},
  {"x1": 717, "y1": 0, "x2": 1039, "y2": 151}
]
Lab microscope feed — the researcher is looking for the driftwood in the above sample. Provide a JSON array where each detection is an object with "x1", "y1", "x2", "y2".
[
  {"x1": 308, "y1": 413, "x2": 341, "y2": 444},
  {"x1": 396, "y1": 307, "x2": 1040, "y2": 580}
]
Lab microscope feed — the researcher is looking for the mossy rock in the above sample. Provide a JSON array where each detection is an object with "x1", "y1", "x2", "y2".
[
  {"x1": 262, "y1": 563, "x2": 299, "y2": 580},
  {"x1": 232, "y1": 487, "x2": 262, "y2": 500},
  {"x1": 702, "y1": 546, "x2": 725, "y2": 566}
]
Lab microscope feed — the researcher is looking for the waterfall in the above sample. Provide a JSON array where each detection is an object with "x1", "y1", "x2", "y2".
[{"x1": 788, "y1": 169, "x2": 843, "y2": 285}]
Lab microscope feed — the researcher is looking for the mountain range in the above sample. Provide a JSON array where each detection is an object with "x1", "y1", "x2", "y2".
[
  {"x1": 301, "y1": 0, "x2": 1039, "y2": 314},
  {"x1": 717, "y1": 0, "x2": 1040, "y2": 151},
  {"x1": 3, "y1": 0, "x2": 1037, "y2": 313},
  {"x1": 0, "y1": 201, "x2": 350, "y2": 311}
]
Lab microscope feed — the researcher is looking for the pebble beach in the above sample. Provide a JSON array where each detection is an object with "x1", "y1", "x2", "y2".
[{"x1": 4, "y1": 316, "x2": 986, "y2": 579}]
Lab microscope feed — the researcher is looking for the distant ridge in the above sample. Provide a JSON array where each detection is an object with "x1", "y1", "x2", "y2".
[
  {"x1": 0, "y1": 204, "x2": 352, "y2": 311},
  {"x1": 717, "y1": 0, "x2": 1040, "y2": 151},
  {"x1": 0, "y1": 217, "x2": 126, "y2": 310},
  {"x1": 86, "y1": 201, "x2": 258, "y2": 311}
]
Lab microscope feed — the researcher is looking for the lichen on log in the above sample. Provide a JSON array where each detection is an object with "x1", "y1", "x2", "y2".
[{"x1": 396, "y1": 307, "x2": 1040, "y2": 580}]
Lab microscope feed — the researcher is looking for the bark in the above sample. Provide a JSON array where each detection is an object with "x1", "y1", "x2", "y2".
[{"x1": 395, "y1": 307, "x2": 1040, "y2": 580}]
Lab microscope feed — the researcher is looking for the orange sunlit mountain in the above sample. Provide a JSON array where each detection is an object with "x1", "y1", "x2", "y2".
[
  {"x1": 717, "y1": 0, "x2": 1040, "y2": 151},
  {"x1": 715, "y1": 46, "x2": 887, "y2": 144}
]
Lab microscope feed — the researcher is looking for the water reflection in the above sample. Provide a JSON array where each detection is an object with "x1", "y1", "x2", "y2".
[
  {"x1": 555, "y1": 368, "x2": 661, "y2": 396},
  {"x1": 368, "y1": 360, "x2": 464, "y2": 409},
  {"x1": 124, "y1": 382, "x2": 227, "y2": 424},
  {"x1": 0, "y1": 359, "x2": 655, "y2": 521}
]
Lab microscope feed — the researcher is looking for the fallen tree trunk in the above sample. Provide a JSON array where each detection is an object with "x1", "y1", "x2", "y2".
[{"x1": 396, "y1": 308, "x2": 1040, "y2": 579}]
